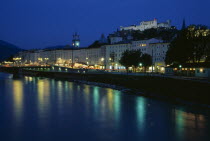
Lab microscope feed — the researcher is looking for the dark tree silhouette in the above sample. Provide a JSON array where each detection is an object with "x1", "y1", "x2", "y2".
[
  {"x1": 165, "y1": 25, "x2": 210, "y2": 65},
  {"x1": 132, "y1": 28, "x2": 178, "y2": 42},
  {"x1": 141, "y1": 53, "x2": 152, "y2": 72},
  {"x1": 119, "y1": 50, "x2": 142, "y2": 73}
]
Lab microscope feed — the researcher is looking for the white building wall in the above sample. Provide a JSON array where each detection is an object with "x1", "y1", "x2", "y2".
[
  {"x1": 103, "y1": 43, "x2": 131, "y2": 69},
  {"x1": 103, "y1": 38, "x2": 164, "y2": 70},
  {"x1": 149, "y1": 43, "x2": 170, "y2": 72}
]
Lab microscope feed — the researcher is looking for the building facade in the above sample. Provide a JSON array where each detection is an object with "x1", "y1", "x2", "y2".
[
  {"x1": 150, "y1": 43, "x2": 170, "y2": 72},
  {"x1": 15, "y1": 38, "x2": 170, "y2": 72}
]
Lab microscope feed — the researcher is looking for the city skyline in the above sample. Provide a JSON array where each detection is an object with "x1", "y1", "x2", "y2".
[{"x1": 0, "y1": 0, "x2": 210, "y2": 49}]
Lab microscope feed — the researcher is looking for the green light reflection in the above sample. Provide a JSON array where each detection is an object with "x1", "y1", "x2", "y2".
[{"x1": 136, "y1": 97, "x2": 146, "y2": 132}]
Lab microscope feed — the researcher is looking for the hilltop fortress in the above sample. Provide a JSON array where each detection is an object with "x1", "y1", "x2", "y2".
[{"x1": 120, "y1": 18, "x2": 171, "y2": 31}]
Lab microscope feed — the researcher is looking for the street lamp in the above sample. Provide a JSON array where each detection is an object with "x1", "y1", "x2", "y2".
[
  {"x1": 179, "y1": 65, "x2": 182, "y2": 75},
  {"x1": 101, "y1": 58, "x2": 105, "y2": 69},
  {"x1": 139, "y1": 63, "x2": 143, "y2": 72},
  {"x1": 139, "y1": 63, "x2": 142, "y2": 67},
  {"x1": 71, "y1": 49, "x2": 74, "y2": 68}
]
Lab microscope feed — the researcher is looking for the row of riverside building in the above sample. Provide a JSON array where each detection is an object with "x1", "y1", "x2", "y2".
[{"x1": 15, "y1": 38, "x2": 169, "y2": 73}]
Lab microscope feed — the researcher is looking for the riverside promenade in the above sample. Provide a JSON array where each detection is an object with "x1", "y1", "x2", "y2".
[{"x1": 0, "y1": 66, "x2": 209, "y2": 84}]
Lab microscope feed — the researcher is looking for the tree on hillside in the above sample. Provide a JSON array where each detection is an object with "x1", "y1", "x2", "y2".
[
  {"x1": 165, "y1": 35, "x2": 193, "y2": 65},
  {"x1": 158, "y1": 28, "x2": 178, "y2": 41},
  {"x1": 132, "y1": 28, "x2": 178, "y2": 41},
  {"x1": 88, "y1": 40, "x2": 107, "y2": 48},
  {"x1": 205, "y1": 34, "x2": 210, "y2": 62},
  {"x1": 165, "y1": 25, "x2": 210, "y2": 65}
]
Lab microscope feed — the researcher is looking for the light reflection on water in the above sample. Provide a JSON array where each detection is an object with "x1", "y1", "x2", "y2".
[
  {"x1": 37, "y1": 79, "x2": 50, "y2": 125},
  {"x1": 174, "y1": 109, "x2": 207, "y2": 141},
  {"x1": 0, "y1": 73, "x2": 209, "y2": 141},
  {"x1": 136, "y1": 97, "x2": 146, "y2": 132},
  {"x1": 12, "y1": 80, "x2": 24, "y2": 127}
]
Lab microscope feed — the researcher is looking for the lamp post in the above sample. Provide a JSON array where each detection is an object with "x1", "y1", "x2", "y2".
[
  {"x1": 71, "y1": 49, "x2": 74, "y2": 68},
  {"x1": 101, "y1": 57, "x2": 104, "y2": 69},
  {"x1": 86, "y1": 57, "x2": 89, "y2": 68},
  {"x1": 179, "y1": 65, "x2": 182, "y2": 76},
  {"x1": 139, "y1": 63, "x2": 142, "y2": 72}
]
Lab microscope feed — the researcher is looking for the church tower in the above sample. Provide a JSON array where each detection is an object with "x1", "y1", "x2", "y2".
[
  {"x1": 72, "y1": 32, "x2": 80, "y2": 48},
  {"x1": 181, "y1": 19, "x2": 186, "y2": 30}
]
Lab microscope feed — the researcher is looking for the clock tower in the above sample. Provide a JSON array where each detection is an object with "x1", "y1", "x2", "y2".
[{"x1": 72, "y1": 32, "x2": 80, "y2": 48}]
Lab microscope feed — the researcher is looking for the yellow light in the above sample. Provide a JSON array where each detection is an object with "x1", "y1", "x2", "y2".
[{"x1": 12, "y1": 80, "x2": 23, "y2": 124}]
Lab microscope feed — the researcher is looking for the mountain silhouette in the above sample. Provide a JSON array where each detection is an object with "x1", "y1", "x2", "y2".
[{"x1": 0, "y1": 40, "x2": 23, "y2": 61}]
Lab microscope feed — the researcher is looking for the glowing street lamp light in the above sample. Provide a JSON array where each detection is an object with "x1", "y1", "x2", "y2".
[
  {"x1": 101, "y1": 58, "x2": 104, "y2": 61},
  {"x1": 139, "y1": 63, "x2": 142, "y2": 67}
]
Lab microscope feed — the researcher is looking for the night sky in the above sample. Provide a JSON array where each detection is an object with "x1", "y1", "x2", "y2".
[{"x1": 0, "y1": 0, "x2": 210, "y2": 49}]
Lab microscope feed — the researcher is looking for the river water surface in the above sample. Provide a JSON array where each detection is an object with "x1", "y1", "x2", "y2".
[{"x1": 0, "y1": 72, "x2": 209, "y2": 141}]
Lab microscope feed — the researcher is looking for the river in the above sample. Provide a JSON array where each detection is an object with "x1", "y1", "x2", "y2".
[{"x1": 0, "y1": 72, "x2": 209, "y2": 141}]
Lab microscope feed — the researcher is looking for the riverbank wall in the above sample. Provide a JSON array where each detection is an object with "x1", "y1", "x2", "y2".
[{"x1": 1, "y1": 67, "x2": 210, "y2": 109}]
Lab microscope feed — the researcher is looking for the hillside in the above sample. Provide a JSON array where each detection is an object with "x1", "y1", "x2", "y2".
[{"x1": 0, "y1": 40, "x2": 23, "y2": 61}]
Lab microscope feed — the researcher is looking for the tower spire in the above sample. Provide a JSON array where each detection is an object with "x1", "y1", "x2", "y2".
[{"x1": 182, "y1": 18, "x2": 186, "y2": 30}]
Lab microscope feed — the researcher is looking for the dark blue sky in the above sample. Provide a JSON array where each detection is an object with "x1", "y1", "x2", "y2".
[{"x1": 0, "y1": 0, "x2": 210, "y2": 49}]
